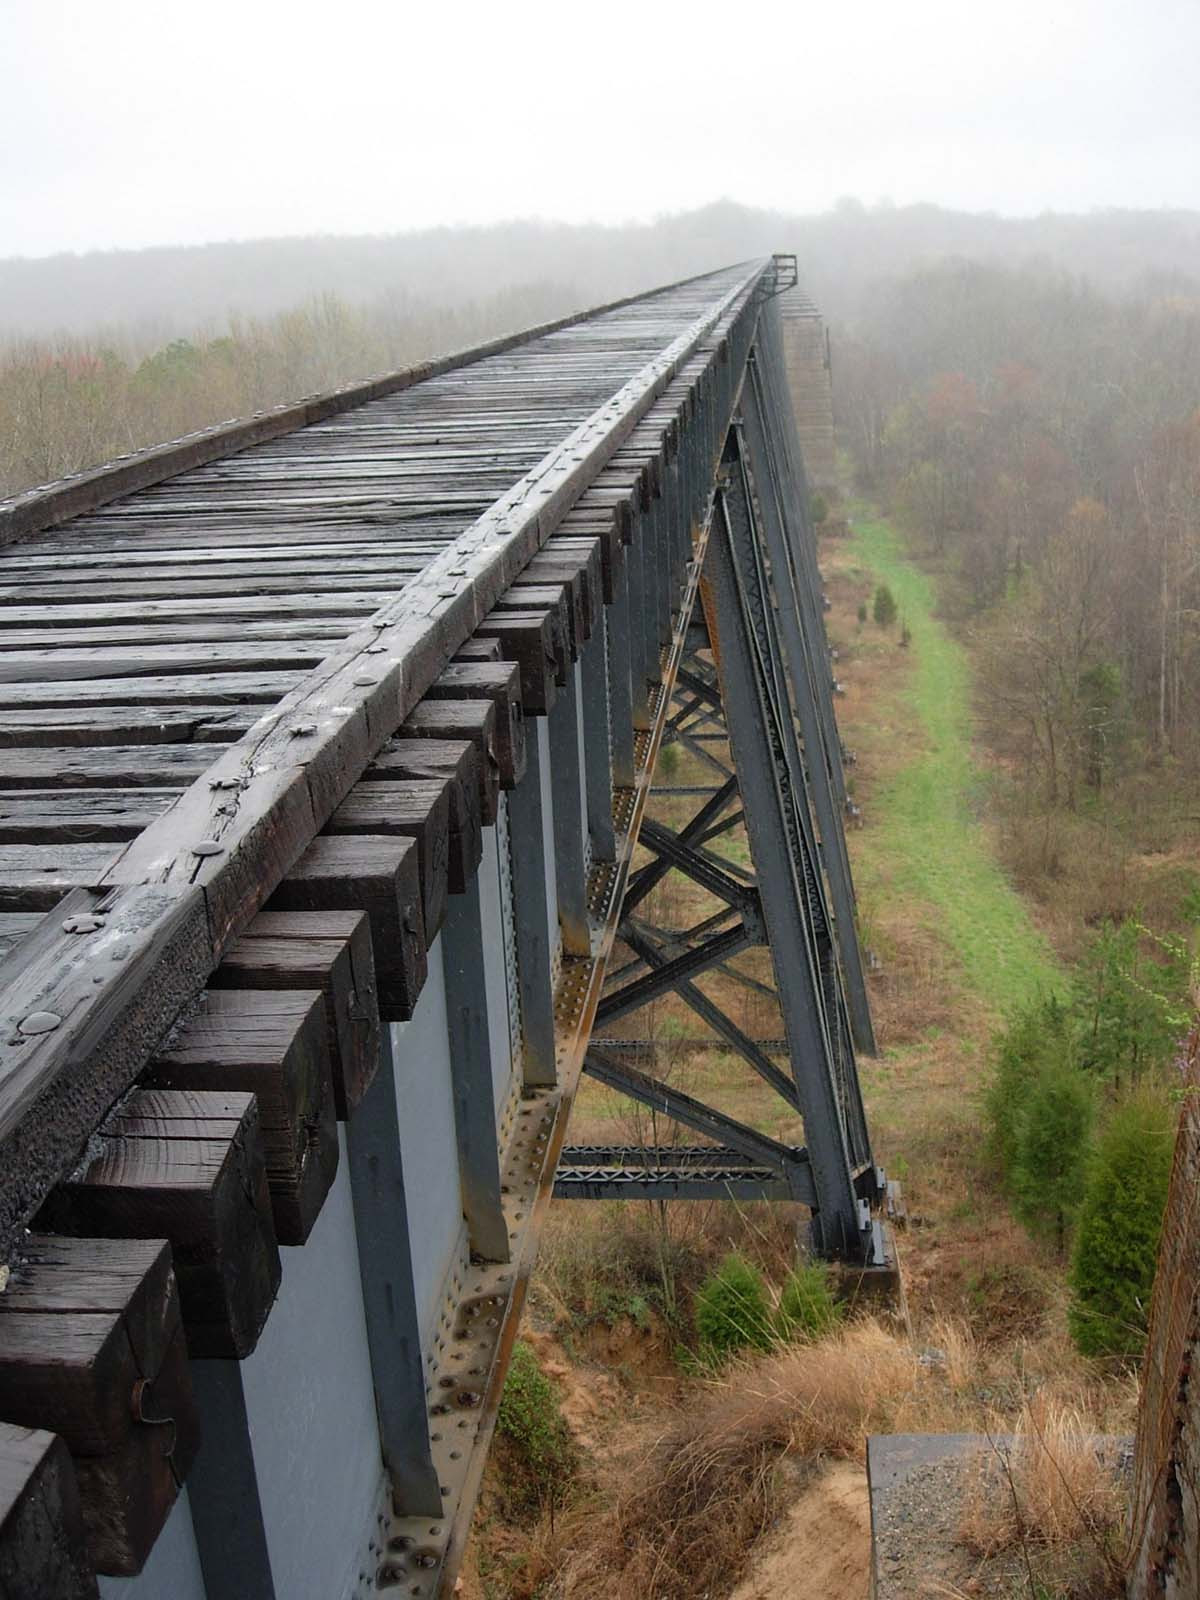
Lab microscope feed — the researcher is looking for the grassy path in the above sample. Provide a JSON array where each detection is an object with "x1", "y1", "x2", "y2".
[{"x1": 845, "y1": 507, "x2": 1060, "y2": 1020}]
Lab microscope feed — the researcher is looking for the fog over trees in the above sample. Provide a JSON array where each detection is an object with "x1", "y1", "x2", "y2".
[
  {"x1": 4, "y1": 199, "x2": 1200, "y2": 341},
  {"x1": 835, "y1": 238, "x2": 1200, "y2": 790}
]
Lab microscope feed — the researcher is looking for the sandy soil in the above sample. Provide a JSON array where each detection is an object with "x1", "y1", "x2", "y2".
[{"x1": 728, "y1": 1462, "x2": 871, "y2": 1600}]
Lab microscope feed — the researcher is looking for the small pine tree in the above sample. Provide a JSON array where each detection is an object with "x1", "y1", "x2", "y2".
[
  {"x1": 810, "y1": 493, "x2": 829, "y2": 526},
  {"x1": 694, "y1": 1253, "x2": 775, "y2": 1361},
  {"x1": 872, "y1": 584, "x2": 898, "y2": 627},
  {"x1": 985, "y1": 995, "x2": 1074, "y2": 1182},
  {"x1": 1072, "y1": 918, "x2": 1190, "y2": 1088},
  {"x1": 775, "y1": 1262, "x2": 842, "y2": 1341},
  {"x1": 1069, "y1": 1092, "x2": 1174, "y2": 1361},
  {"x1": 857, "y1": 601, "x2": 869, "y2": 627},
  {"x1": 1010, "y1": 1060, "x2": 1093, "y2": 1254}
]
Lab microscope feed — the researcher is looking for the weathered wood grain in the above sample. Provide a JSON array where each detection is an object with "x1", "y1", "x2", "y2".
[
  {"x1": 425, "y1": 660, "x2": 526, "y2": 786},
  {"x1": 210, "y1": 909, "x2": 381, "y2": 1118},
  {"x1": 360, "y1": 739, "x2": 483, "y2": 895},
  {"x1": 0, "y1": 1235, "x2": 200, "y2": 1574},
  {"x1": 37, "y1": 1088, "x2": 281, "y2": 1360},
  {"x1": 0, "y1": 1422, "x2": 96, "y2": 1599},
  {"x1": 267, "y1": 834, "x2": 427, "y2": 1021},
  {"x1": 328, "y1": 777, "x2": 451, "y2": 939},
  {"x1": 0, "y1": 262, "x2": 763, "y2": 1279},
  {"x1": 0, "y1": 886, "x2": 212, "y2": 1257},
  {"x1": 144, "y1": 990, "x2": 337, "y2": 1247},
  {"x1": 399, "y1": 700, "x2": 504, "y2": 814}
]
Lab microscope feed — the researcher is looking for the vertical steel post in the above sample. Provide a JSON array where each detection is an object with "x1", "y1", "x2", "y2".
[
  {"x1": 187, "y1": 1362, "x2": 277, "y2": 1599},
  {"x1": 441, "y1": 884, "x2": 511, "y2": 1262},
  {"x1": 706, "y1": 449, "x2": 870, "y2": 1260},
  {"x1": 741, "y1": 357, "x2": 878, "y2": 1057},
  {"x1": 605, "y1": 582, "x2": 638, "y2": 787},
  {"x1": 547, "y1": 669, "x2": 591, "y2": 956},
  {"x1": 345, "y1": 1036, "x2": 444, "y2": 1515},
  {"x1": 506, "y1": 731, "x2": 558, "y2": 1088},
  {"x1": 756, "y1": 307, "x2": 854, "y2": 807},
  {"x1": 580, "y1": 622, "x2": 616, "y2": 863}
]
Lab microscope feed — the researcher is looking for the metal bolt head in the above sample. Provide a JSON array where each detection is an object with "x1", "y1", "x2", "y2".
[
  {"x1": 192, "y1": 840, "x2": 223, "y2": 857},
  {"x1": 62, "y1": 914, "x2": 104, "y2": 934}
]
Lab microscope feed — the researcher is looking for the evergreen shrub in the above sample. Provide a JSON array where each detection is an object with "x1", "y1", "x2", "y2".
[
  {"x1": 1070, "y1": 1092, "x2": 1174, "y2": 1360},
  {"x1": 775, "y1": 1261, "x2": 842, "y2": 1342},
  {"x1": 694, "y1": 1253, "x2": 775, "y2": 1361}
]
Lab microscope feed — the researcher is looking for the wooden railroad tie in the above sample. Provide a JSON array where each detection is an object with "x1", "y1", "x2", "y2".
[
  {"x1": 0, "y1": 1236, "x2": 200, "y2": 1574},
  {"x1": 211, "y1": 908, "x2": 382, "y2": 1118},
  {"x1": 37, "y1": 1089, "x2": 280, "y2": 1360},
  {"x1": 143, "y1": 989, "x2": 338, "y2": 1247},
  {"x1": 0, "y1": 265, "x2": 773, "y2": 1597},
  {"x1": 0, "y1": 1421, "x2": 96, "y2": 1599}
]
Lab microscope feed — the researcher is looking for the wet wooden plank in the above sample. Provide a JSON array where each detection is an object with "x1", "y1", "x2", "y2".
[
  {"x1": 0, "y1": 885, "x2": 212, "y2": 1258},
  {"x1": 0, "y1": 1422, "x2": 97, "y2": 1599},
  {"x1": 397, "y1": 700, "x2": 504, "y2": 815},
  {"x1": 144, "y1": 989, "x2": 337, "y2": 1247},
  {"x1": 37, "y1": 1089, "x2": 280, "y2": 1360},
  {"x1": 0, "y1": 1235, "x2": 200, "y2": 1575},
  {"x1": 360, "y1": 740, "x2": 483, "y2": 896},
  {"x1": 210, "y1": 910, "x2": 381, "y2": 1118},
  {"x1": 328, "y1": 778, "x2": 451, "y2": 940},
  {"x1": 424, "y1": 660, "x2": 526, "y2": 789},
  {"x1": 267, "y1": 835, "x2": 426, "y2": 1021}
]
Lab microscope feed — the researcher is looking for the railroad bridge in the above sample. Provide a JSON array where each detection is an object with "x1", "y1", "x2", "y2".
[{"x1": 0, "y1": 258, "x2": 894, "y2": 1599}]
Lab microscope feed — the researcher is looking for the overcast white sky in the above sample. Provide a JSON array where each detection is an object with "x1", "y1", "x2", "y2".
[{"x1": 2, "y1": 0, "x2": 1197, "y2": 259}]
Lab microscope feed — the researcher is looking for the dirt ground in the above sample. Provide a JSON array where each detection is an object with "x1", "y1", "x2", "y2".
[{"x1": 727, "y1": 1462, "x2": 871, "y2": 1600}]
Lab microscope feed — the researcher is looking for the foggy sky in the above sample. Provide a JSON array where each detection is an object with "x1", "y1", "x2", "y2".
[{"x1": 2, "y1": 0, "x2": 1197, "y2": 260}]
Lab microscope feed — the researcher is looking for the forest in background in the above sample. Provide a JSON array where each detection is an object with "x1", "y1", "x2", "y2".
[
  {"x1": 4, "y1": 197, "x2": 1200, "y2": 500},
  {"x1": 832, "y1": 234, "x2": 1200, "y2": 1374},
  {"x1": 836, "y1": 252, "x2": 1200, "y2": 829}
]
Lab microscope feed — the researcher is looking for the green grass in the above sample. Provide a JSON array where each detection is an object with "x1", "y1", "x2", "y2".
[{"x1": 846, "y1": 507, "x2": 1061, "y2": 1019}]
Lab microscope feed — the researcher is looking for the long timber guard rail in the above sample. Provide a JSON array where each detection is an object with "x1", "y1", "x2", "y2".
[{"x1": 0, "y1": 257, "x2": 892, "y2": 1600}]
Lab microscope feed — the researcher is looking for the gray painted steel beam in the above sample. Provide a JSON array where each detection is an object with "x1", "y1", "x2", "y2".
[
  {"x1": 615, "y1": 922, "x2": 800, "y2": 1108},
  {"x1": 547, "y1": 670, "x2": 591, "y2": 956},
  {"x1": 605, "y1": 594, "x2": 638, "y2": 787},
  {"x1": 580, "y1": 620, "x2": 616, "y2": 863},
  {"x1": 742, "y1": 354, "x2": 877, "y2": 1057},
  {"x1": 187, "y1": 1361, "x2": 277, "y2": 1600},
  {"x1": 506, "y1": 731, "x2": 558, "y2": 1088},
  {"x1": 622, "y1": 774, "x2": 739, "y2": 914},
  {"x1": 595, "y1": 919, "x2": 753, "y2": 1025},
  {"x1": 554, "y1": 1170, "x2": 791, "y2": 1201},
  {"x1": 442, "y1": 880, "x2": 510, "y2": 1263},
  {"x1": 637, "y1": 817, "x2": 761, "y2": 917},
  {"x1": 582, "y1": 1048, "x2": 813, "y2": 1202},
  {"x1": 708, "y1": 448, "x2": 871, "y2": 1259},
  {"x1": 345, "y1": 1036, "x2": 443, "y2": 1516}
]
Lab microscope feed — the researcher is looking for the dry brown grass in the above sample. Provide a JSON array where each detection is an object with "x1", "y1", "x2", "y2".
[
  {"x1": 955, "y1": 1393, "x2": 1130, "y2": 1599},
  {"x1": 547, "y1": 1321, "x2": 917, "y2": 1600},
  {"x1": 538, "y1": 1318, "x2": 1132, "y2": 1600},
  {"x1": 531, "y1": 1193, "x2": 806, "y2": 1347}
]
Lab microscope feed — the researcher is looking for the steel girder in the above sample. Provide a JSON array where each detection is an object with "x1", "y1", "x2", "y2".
[{"x1": 569, "y1": 326, "x2": 881, "y2": 1262}]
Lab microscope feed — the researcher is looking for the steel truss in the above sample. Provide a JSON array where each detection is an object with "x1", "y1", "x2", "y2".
[{"x1": 557, "y1": 307, "x2": 884, "y2": 1262}]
